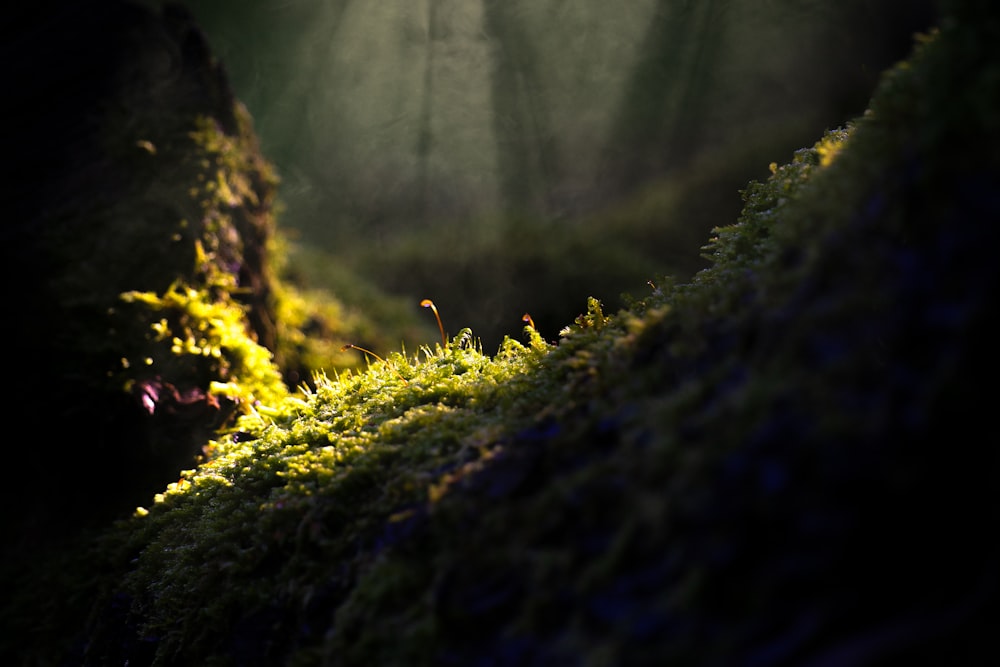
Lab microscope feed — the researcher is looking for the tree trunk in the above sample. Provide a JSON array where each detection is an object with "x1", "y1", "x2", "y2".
[
  {"x1": 600, "y1": 0, "x2": 727, "y2": 199},
  {"x1": 482, "y1": 0, "x2": 558, "y2": 218}
]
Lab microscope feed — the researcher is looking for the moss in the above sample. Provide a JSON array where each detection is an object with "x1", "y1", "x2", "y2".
[{"x1": 5, "y1": 1, "x2": 1000, "y2": 665}]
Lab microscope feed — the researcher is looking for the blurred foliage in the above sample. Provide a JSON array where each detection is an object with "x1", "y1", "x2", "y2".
[
  {"x1": 277, "y1": 240, "x2": 440, "y2": 375},
  {"x1": 5, "y1": 2, "x2": 999, "y2": 662},
  {"x1": 350, "y1": 126, "x2": 819, "y2": 350},
  {"x1": 186, "y1": 0, "x2": 938, "y2": 352}
]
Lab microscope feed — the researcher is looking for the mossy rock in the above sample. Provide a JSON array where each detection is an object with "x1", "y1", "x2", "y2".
[
  {"x1": 4, "y1": 0, "x2": 1000, "y2": 665},
  {"x1": 3, "y1": 1, "x2": 282, "y2": 548},
  {"x1": 1, "y1": 1, "x2": 390, "y2": 558}
]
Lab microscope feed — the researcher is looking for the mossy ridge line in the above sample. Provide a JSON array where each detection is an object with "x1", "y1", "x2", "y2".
[{"x1": 92, "y1": 121, "x2": 861, "y2": 662}]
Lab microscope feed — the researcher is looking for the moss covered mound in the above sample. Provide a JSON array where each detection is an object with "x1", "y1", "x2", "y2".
[{"x1": 5, "y1": 1, "x2": 1000, "y2": 665}]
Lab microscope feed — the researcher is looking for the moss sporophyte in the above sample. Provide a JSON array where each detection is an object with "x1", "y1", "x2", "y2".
[
  {"x1": 421, "y1": 298, "x2": 448, "y2": 347},
  {"x1": 340, "y1": 343, "x2": 410, "y2": 385}
]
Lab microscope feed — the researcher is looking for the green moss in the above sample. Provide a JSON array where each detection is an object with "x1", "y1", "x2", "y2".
[
  {"x1": 116, "y1": 250, "x2": 286, "y2": 414},
  {"x1": 82, "y1": 329, "x2": 547, "y2": 661},
  {"x1": 7, "y1": 3, "x2": 1000, "y2": 665},
  {"x1": 106, "y1": 107, "x2": 289, "y2": 409}
]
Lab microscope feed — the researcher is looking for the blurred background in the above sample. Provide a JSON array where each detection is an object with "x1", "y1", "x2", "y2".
[{"x1": 179, "y1": 0, "x2": 936, "y2": 352}]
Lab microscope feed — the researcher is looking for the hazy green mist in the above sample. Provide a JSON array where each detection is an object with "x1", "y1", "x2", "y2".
[{"x1": 184, "y1": 0, "x2": 935, "y2": 350}]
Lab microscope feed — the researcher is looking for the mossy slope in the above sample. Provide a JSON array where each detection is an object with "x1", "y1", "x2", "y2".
[{"x1": 6, "y1": 1, "x2": 1000, "y2": 665}]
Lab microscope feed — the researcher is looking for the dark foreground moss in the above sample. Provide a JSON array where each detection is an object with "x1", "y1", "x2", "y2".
[{"x1": 4, "y1": 2, "x2": 1000, "y2": 665}]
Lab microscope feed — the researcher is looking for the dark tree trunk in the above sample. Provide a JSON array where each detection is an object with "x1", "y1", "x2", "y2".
[
  {"x1": 599, "y1": 0, "x2": 728, "y2": 198},
  {"x1": 415, "y1": 0, "x2": 439, "y2": 225},
  {"x1": 482, "y1": 0, "x2": 558, "y2": 218}
]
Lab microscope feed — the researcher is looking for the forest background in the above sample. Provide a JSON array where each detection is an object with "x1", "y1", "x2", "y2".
[{"x1": 183, "y1": 0, "x2": 936, "y2": 351}]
